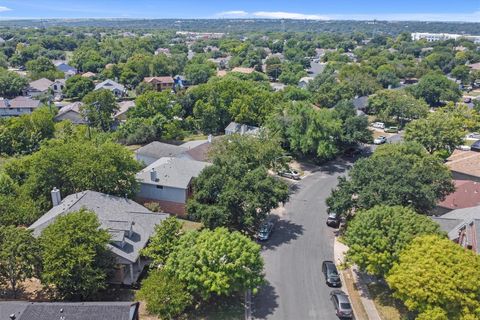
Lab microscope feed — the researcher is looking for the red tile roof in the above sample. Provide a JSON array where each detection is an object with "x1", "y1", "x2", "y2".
[{"x1": 438, "y1": 180, "x2": 480, "y2": 210}]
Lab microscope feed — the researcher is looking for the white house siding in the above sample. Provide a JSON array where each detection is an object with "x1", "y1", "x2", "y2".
[
  {"x1": 0, "y1": 108, "x2": 34, "y2": 117},
  {"x1": 138, "y1": 183, "x2": 187, "y2": 204}
]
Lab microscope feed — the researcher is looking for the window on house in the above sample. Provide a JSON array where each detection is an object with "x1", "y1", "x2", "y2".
[
  {"x1": 53, "y1": 85, "x2": 57, "y2": 90},
  {"x1": 156, "y1": 185, "x2": 164, "y2": 189}
]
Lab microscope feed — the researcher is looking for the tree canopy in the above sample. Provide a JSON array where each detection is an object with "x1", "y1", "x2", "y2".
[
  {"x1": 326, "y1": 142, "x2": 455, "y2": 216},
  {"x1": 39, "y1": 209, "x2": 113, "y2": 300},
  {"x1": 345, "y1": 205, "x2": 443, "y2": 277},
  {"x1": 409, "y1": 72, "x2": 461, "y2": 107},
  {"x1": 387, "y1": 235, "x2": 480, "y2": 320}
]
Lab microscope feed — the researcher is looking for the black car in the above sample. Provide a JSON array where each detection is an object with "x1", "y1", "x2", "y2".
[
  {"x1": 322, "y1": 261, "x2": 341, "y2": 287},
  {"x1": 326, "y1": 212, "x2": 340, "y2": 228},
  {"x1": 257, "y1": 221, "x2": 274, "y2": 241},
  {"x1": 330, "y1": 290, "x2": 353, "y2": 319},
  {"x1": 471, "y1": 140, "x2": 480, "y2": 152}
]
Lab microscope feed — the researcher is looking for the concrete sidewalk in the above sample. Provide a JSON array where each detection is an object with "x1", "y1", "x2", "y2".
[{"x1": 334, "y1": 237, "x2": 382, "y2": 320}]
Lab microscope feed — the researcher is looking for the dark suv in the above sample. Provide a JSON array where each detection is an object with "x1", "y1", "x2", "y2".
[
  {"x1": 326, "y1": 212, "x2": 340, "y2": 228},
  {"x1": 322, "y1": 261, "x2": 341, "y2": 287}
]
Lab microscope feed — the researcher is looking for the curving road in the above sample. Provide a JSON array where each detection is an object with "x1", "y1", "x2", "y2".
[{"x1": 253, "y1": 160, "x2": 352, "y2": 320}]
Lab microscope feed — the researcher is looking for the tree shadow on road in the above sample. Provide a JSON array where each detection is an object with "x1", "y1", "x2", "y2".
[
  {"x1": 317, "y1": 160, "x2": 353, "y2": 175},
  {"x1": 252, "y1": 281, "x2": 279, "y2": 319},
  {"x1": 261, "y1": 217, "x2": 304, "y2": 250}
]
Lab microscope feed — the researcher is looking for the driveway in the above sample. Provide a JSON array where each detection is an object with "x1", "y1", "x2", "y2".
[{"x1": 253, "y1": 160, "x2": 352, "y2": 320}]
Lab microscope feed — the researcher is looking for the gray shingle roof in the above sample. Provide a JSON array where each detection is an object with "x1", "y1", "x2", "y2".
[
  {"x1": 135, "y1": 141, "x2": 187, "y2": 159},
  {"x1": 28, "y1": 78, "x2": 53, "y2": 92},
  {"x1": 94, "y1": 79, "x2": 125, "y2": 92},
  {"x1": 29, "y1": 191, "x2": 168, "y2": 263},
  {"x1": 0, "y1": 301, "x2": 139, "y2": 320},
  {"x1": 225, "y1": 122, "x2": 260, "y2": 135},
  {"x1": 137, "y1": 157, "x2": 210, "y2": 189}
]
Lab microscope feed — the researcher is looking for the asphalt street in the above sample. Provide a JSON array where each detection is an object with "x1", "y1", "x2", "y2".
[{"x1": 253, "y1": 160, "x2": 352, "y2": 320}]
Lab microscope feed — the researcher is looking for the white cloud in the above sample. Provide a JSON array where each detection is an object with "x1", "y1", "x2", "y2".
[
  {"x1": 253, "y1": 11, "x2": 329, "y2": 20},
  {"x1": 216, "y1": 10, "x2": 248, "y2": 18},
  {"x1": 0, "y1": 6, "x2": 11, "y2": 13}
]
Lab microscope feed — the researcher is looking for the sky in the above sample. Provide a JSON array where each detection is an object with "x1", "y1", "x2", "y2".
[{"x1": 0, "y1": 0, "x2": 478, "y2": 22}]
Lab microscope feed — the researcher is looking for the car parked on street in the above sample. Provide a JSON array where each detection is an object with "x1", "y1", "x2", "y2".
[
  {"x1": 326, "y1": 212, "x2": 340, "y2": 228},
  {"x1": 371, "y1": 122, "x2": 385, "y2": 129},
  {"x1": 322, "y1": 261, "x2": 341, "y2": 287},
  {"x1": 373, "y1": 136, "x2": 387, "y2": 144},
  {"x1": 278, "y1": 169, "x2": 301, "y2": 180},
  {"x1": 330, "y1": 290, "x2": 353, "y2": 319},
  {"x1": 257, "y1": 221, "x2": 274, "y2": 241},
  {"x1": 471, "y1": 140, "x2": 480, "y2": 152},
  {"x1": 384, "y1": 126, "x2": 399, "y2": 133}
]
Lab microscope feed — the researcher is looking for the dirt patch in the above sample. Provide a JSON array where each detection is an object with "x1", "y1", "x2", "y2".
[
  {"x1": 341, "y1": 269, "x2": 369, "y2": 320},
  {"x1": 367, "y1": 281, "x2": 413, "y2": 320}
]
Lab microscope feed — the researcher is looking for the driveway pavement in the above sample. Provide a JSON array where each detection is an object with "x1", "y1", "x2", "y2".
[{"x1": 253, "y1": 160, "x2": 352, "y2": 320}]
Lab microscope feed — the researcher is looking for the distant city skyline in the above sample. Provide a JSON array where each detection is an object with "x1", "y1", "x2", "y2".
[{"x1": 0, "y1": 0, "x2": 477, "y2": 22}]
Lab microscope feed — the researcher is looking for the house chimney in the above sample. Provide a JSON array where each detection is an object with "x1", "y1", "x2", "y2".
[
  {"x1": 208, "y1": 134, "x2": 212, "y2": 143},
  {"x1": 51, "y1": 187, "x2": 61, "y2": 207},
  {"x1": 150, "y1": 168, "x2": 157, "y2": 181}
]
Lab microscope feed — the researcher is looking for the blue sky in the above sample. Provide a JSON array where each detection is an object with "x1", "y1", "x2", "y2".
[{"x1": 0, "y1": 0, "x2": 478, "y2": 22}]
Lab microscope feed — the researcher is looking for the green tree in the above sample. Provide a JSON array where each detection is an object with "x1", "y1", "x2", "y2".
[
  {"x1": 265, "y1": 56, "x2": 282, "y2": 80},
  {"x1": 0, "y1": 69, "x2": 28, "y2": 98},
  {"x1": 40, "y1": 209, "x2": 113, "y2": 300},
  {"x1": 405, "y1": 111, "x2": 465, "y2": 155},
  {"x1": 326, "y1": 143, "x2": 454, "y2": 216},
  {"x1": 376, "y1": 64, "x2": 400, "y2": 88},
  {"x1": 26, "y1": 56, "x2": 62, "y2": 80},
  {"x1": 3, "y1": 139, "x2": 140, "y2": 210},
  {"x1": 165, "y1": 228, "x2": 264, "y2": 300},
  {"x1": 410, "y1": 72, "x2": 461, "y2": 106},
  {"x1": 0, "y1": 226, "x2": 40, "y2": 297},
  {"x1": 136, "y1": 269, "x2": 192, "y2": 319},
  {"x1": 367, "y1": 90, "x2": 429, "y2": 127},
  {"x1": 82, "y1": 89, "x2": 118, "y2": 131},
  {"x1": 451, "y1": 65, "x2": 471, "y2": 85},
  {"x1": 345, "y1": 205, "x2": 443, "y2": 277},
  {"x1": 387, "y1": 235, "x2": 480, "y2": 320},
  {"x1": 64, "y1": 75, "x2": 95, "y2": 99},
  {"x1": 184, "y1": 62, "x2": 215, "y2": 85},
  {"x1": 130, "y1": 91, "x2": 180, "y2": 119},
  {"x1": 141, "y1": 216, "x2": 183, "y2": 267}
]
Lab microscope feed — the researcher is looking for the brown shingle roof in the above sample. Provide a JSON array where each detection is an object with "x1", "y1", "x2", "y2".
[
  {"x1": 438, "y1": 180, "x2": 480, "y2": 210},
  {"x1": 447, "y1": 150, "x2": 480, "y2": 178},
  {"x1": 144, "y1": 76, "x2": 174, "y2": 84}
]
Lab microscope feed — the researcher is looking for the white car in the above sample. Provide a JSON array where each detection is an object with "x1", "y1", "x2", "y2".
[
  {"x1": 372, "y1": 122, "x2": 385, "y2": 129},
  {"x1": 374, "y1": 136, "x2": 387, "y2": 145},
  {"x1": 278, "y1": 169, "x2": 301, "y2": 180}
]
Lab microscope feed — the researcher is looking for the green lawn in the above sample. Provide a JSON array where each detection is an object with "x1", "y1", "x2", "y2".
[
  {"x1": 367, "y1": 281, "x2": 414, "y2": 320},
  {"x1": 182, "y1": 133, "x2": 209, "y2": 142},
  {"x1": 187, "y1": 295, "x2": 244, "y2": 320}
]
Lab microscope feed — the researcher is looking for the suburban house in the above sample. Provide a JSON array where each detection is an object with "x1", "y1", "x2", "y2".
[
  {"x1": 143, "y1": 76, "x2": 175, "y2": 92},
  {"x1": 174, "y1": 75, "x2": 190, "y2": 90},
  {"x1": 432, "y1": 206, "x2": 480, "y2": 254},
  {"x1": 29, "y1": 190, "x2": 168, "y2": 285},
  {"x1": 136, "y1": 157, "x2": 210, "y2": 215},
  {"x1": 352, "y1": 96, "x2": 369, "y2": 116},
  {"x1": 0, "y1": 301, "x2": 139, "y2": 320},
  {"x1": 54, "y1": 102, "x2": 87, "y2": 124},
  {"x1": 155, "y1": 47, "x2": 171, "y2": 56},
  {"x1": 298, "y1": 76, "x2": 314, "y2": 89},
  {"x1": 135, "y1": 138, "x2": 213, "y2": 167},
  {"x1": 435, "y1": 180, "x2": 480, "y2": 215},
  {"x1": 51, "y1": 79, "x2": 66, "y2": 96},
  {"x1": 446, "y1": 150, "x2": 480, "y2": 182},
  {"x1": 82, "y1": 71, "x2": 97, "y2": 78},
  {"x1": 25, "y1": 78, "x2": 53, "y2": 96},
  {"x1": 114, "y1": 100, "x2": 136, "y2": 122},
  {"x1": 225, "y1": 121, "x2": 260, "y2": 136},
  {"x1": 53, "y1": 60, "x2": 77, "y2": 77},
  {"x1": 94, "y1": 79, "x2": 126, "y2": 98},
  {"x1": 0, "y1": 97, "x2": 41, "y2": 117}
]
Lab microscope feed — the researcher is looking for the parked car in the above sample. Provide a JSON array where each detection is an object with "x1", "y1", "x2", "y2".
[
  {"x1": 464, "y1": 97, "x2": 472, "y2": 103},
  {"x1": 373, "y1": 136, "x2": 387, "y2": 145},
  {"x1": 326, "y1": 212, "x2": 340, "y2": 228},
  {"x1": 467, "y1": 132, "x2": 480, "y2": 139},
  {"x1": 322, "y1": 261, "x2": 341, "y2": 287},
  {"x1": 278, "y1": 169, "x2": 301, "y2": 180},
  {"x1": 330, "y1": 290, "x2": 353, "y2": 319},
  {"x1": 384, "y1": 126, "x2": 399, "y2": 133},
  {"x1": 471, "y1": 140, "x2": 480, "y2": 152},
  {"x1": 371, "y1": 122, "x2": 385, "y2": 129},
  {"x1": 257, "y1": 221, "x2": 274, "y2": 241}
]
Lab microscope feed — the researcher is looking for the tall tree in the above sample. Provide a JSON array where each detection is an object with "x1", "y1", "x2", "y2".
[
  {"x1": 410, "y1": 72, "x2": 461, "y2": 107},
  {"x1": 345, "y1": 205, "x2": 443, "y2": 277},
  {"x1": 326, "y1": 143, "x2": 454, "y2": 216},
  {"x1": 387, "y1": 235, "x2": 480, "y2": 320},
  {"x1": 0, "y1": 226, "x2": 40, "y2": 297},
  {"x1": 165, "y1": 228, "x2": 264, "y2": 300},
  {"x1": 40, "y1": 209, "x2": 113, "y2": 300},
  {"x1": 82, "y1": 89, "x2": 118, "y2": 131},
  {"x1": 64, "y1": 75, "x2": 95, "y2": 99}
]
